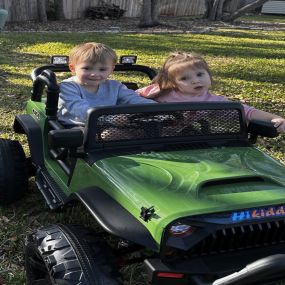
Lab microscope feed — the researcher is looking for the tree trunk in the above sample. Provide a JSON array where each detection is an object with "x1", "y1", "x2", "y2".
[
  {"x1": 139, "y1": 0, "x2": 152, "y2": 27},
  {"x1": 216, "y1": 0, "x2": 226, "y2": 20},
  {"x1": 151, "y1": 0, "x2": 160, "y2": 25},
  {"x1": 207, "y1": 0, "x2": 232, "y2": 20},
  {"x1": 204, "y1": 0, "x2": 214, "y2": 18},
  {"x1": 37, "y1": 0, "x2": 47, "y2": 22},
  {"x1": 54, "y1": 0, "x2": 65, "y2": 20},
  {"x1": 209, "y1": 0, "x2": 221, "y2": 20},
  {"x1": 139, "y1": 0, "x2": 160, "y2": 27},
  {"x1": 222, "y1": 0, "x2": 269, "y2": 22}
]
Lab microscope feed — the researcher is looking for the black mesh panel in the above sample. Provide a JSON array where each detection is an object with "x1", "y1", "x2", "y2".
[
  {"x1": 85, "y1": 102, "x2": 247, "y2": 152},
  {"x1": 94, "y1": 108, "x2": 242, "y2": 143}
]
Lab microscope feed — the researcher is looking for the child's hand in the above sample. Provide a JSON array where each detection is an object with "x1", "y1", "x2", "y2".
[
  {"x1": 137, "y1": 84, "x2": 160, "y2": 98},
  {"x1": 271, "y1": 118, "x2": 285, "y2": 133}
]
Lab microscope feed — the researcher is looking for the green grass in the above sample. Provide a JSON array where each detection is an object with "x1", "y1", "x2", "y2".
[
  {"x1": 0, "y1": 29, "x2": 285, "y2": 284},
  {"x1": 239, "y1": 14, "x2": 285, "y2": 23}
]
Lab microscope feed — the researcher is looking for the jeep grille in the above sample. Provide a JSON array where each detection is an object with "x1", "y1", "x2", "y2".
[{"x1": 188, "y1": 220, "x2": 285, "y2": 256}]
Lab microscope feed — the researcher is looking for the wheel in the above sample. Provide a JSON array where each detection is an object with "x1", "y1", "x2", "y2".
[
  {"x1": 0, "y1": 138, "x2": 28, "y2": 204},
  {"x1": 25, "y1": 224, "x2": 122, "y2": 285}
]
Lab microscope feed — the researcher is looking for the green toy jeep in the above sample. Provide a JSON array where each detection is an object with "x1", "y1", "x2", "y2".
[{"x1": 1, "y1": 56, "x2": 285, "y2": 285}]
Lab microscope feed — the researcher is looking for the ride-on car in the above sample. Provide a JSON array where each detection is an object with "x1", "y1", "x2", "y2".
[{"x1": 0, "y1": 56, "x2": 285, "y2": 285}]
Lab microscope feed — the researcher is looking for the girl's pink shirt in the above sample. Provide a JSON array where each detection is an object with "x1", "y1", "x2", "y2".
[{"x1": 137, "y1": 84, "x2": 256, "y2": 120}]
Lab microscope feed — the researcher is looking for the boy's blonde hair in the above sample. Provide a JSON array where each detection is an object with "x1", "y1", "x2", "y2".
[
  {"x1": 154, "y1": 52, "x2": 212, "y2": 91},
  {"x1": 69, "y1": 42, "x2": 117, "y2": 65}
]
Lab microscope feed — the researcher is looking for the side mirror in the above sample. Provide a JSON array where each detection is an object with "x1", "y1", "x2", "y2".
[
  {"x1": 248, "y1": 120, "x2": 278, "y2": 143},
  {"x1": 48, "y1": 128, "x2": 84, "y2": 149}
]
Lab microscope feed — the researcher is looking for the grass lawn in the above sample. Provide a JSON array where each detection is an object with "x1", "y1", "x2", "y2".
[
  {"x1": 0, "y1": 28, "x2": 285, "y2": 284},
  {"x1": 239, "y1": 14, "x2": 285, "y2": 23}
]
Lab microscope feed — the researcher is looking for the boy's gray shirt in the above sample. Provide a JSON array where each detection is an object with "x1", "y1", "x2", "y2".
[{"x1": 58, "y1": 77, "x2": 155, "y2": 125}]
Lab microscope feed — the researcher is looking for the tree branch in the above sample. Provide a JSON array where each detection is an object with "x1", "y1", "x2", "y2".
[{"x1": 222, "y1": 0, "x2": 269, "y2": 22}]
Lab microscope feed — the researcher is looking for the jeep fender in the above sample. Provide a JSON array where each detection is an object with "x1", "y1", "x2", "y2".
[
  {"x1": 74, "y1": 187, "x2": 158, "y2": 251},
  {"x1": 13, "y1": 114, "x2": 44, "y2": 167}
]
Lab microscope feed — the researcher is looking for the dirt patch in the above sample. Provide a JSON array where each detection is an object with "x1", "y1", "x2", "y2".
[{"x1": 4, "y1": 16, "x2": 285, "y2": 33}]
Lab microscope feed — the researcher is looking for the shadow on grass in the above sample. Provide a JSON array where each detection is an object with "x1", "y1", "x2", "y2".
[
  {"x1": 210, "y1": 29, "x2": 285, "y2": 41},
  {"x1": 2, "y1": 32, "x2": 285, "y2": 62},
  {"x1": 214, "y1": 68, "x2": 285, "y2": 84}
]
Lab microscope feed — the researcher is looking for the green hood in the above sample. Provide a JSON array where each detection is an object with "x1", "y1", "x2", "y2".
[
  {"x1": 89, "y1": 146, "x2": 285, "y2": 242},
  {"x1": 94, "y1": 146, "x2": 285, "y2": 217}
]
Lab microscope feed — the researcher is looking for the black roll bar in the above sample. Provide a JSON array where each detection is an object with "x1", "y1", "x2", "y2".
[{"x1": 31, "y1": 69, "x2": 59, "y2": 120}]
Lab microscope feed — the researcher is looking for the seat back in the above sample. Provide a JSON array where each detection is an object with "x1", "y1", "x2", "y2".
[{"x1": 84, "y1": 102, "x2": 248, "y2": 154}]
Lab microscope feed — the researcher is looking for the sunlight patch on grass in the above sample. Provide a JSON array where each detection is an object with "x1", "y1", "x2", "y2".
[
  {"x1": 6, "y1": 78, "x2": 31, "y2": 88},
  {"x1": 20, "y1": 42, "x2": 73, "y2": 55}
]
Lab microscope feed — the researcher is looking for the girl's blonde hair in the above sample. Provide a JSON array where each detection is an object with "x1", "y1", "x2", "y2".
[
  {"x1": 69, "y1": 42, "x2": 117, "y2": 65},
  {"x1": 154, "y1": 52, "x2": 212, "y2": 91}
]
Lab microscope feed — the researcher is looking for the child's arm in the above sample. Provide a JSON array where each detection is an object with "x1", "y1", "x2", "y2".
[
  {"x1": 117, "y1": 83, "x2": 156, "y2": 104},
  {"x1": 250, "y1": 109, "x2": 285, "y2": 133},
  {"x1": 58, "y1": 82, "x2": 91, "y2": 124},
  {"x1": 136, "y1": 84, "x2": 161, "y2": 98}
]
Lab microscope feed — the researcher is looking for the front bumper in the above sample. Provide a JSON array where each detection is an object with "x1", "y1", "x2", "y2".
[{"x1": 144, "y1": 239, "x2": 285, "y2": 285}]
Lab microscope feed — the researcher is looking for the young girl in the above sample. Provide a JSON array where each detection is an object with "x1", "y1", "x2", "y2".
[{"x1": 137, "y1": 52, "x2": 285, "y2": 133}]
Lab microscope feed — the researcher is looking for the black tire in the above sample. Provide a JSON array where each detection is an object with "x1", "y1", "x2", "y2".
[
  {"x1": 25, "y1": 224, "x2": 122, "y2": 285},
  {"x1": 0, "y1": 138, "x2": 28, "y2": 204}
]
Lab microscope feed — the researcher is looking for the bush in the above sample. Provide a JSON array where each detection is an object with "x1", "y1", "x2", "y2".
[{"x1": 85, "y1": 1, "x2": 125, "y2": 20}]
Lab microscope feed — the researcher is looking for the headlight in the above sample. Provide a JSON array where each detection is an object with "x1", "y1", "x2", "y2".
[{"x1": 169, "y1": 223, "x2": 196, "y2": 237}]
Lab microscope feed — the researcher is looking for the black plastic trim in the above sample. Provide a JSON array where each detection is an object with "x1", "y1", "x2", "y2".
[
  {"x1": 13, "y1": 114, "x2": 44, "y2": 167},
  {"x1": 144, "y1": 249, "x2": 285, "y2": 285},
  {"x1": 35, "y1": 168, "x2": 68, "y2": 209},
  {"x1": 74, "y1": 187, "x2": 158, "y2": 251},
  {"x1": 31, "y1": 65, "x2": 70, "y2": 81},
  {"x1": 114, "y1": 64, "x2": 156, "y2": 79},
  {"x1": 31, "y1": 63, "x2": 156, "y2": 81}
]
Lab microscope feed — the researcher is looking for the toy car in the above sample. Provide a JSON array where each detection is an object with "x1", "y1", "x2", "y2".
[{"x1": 0, "y1": 56, "x2": 285, "y2": 285}]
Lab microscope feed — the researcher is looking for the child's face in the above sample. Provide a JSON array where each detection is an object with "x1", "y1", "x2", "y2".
[
  {"x1": 175, "y1": 67, "x2": 211, "y2": 96},
  {"x1": 69, "y1": 59, "x2": 115, "y2": 91}
]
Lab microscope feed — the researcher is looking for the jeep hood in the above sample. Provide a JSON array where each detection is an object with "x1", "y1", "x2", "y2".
[{"x1": 94, "y1": 146, "x2": 285, "y2": 216}]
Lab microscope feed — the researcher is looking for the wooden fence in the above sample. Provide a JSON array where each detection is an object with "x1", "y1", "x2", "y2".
[
  {"x1": 61, "y1": 0, "x2": 143, "y2": 19},
  {"x1": 0, "y1": 0, "x2": 38, "y2": 21},
  {"x1": 0, "y1": 0, "x2": 255, "y2": 22},
  {"x1": 0, "y1": 0, "x2": 206, "y2": 21}
]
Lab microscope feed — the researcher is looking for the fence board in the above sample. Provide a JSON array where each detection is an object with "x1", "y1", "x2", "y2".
[
  {"x1": 160, "y1": 0, "x2": 205, "y2": 16},
  {"x1": 29, "y1": 0, "x2": 38, "y2": 20},
  {"x1": 0, "y1": 0, "x2": 39, "y2": 21},
  {"x1": 1, "y1": 0, "x2": 254, "y2": 22}
]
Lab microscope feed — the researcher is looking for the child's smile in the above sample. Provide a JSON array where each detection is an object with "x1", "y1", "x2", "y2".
[{"x1": 70, "y1": 60, "x2": 115, "y2": 93}]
